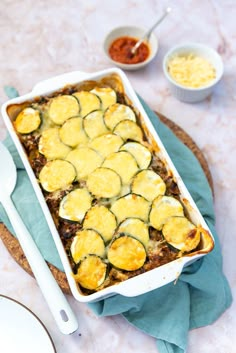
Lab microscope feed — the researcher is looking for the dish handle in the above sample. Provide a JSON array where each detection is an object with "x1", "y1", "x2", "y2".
[
  {"x1": 31, "y1": 71, "x2": 91, "y2": 95},
  {"x1": 114, "y1": 260, "x2": 185, "y2": 297}
]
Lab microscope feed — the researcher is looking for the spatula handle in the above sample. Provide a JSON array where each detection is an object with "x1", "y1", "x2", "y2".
[{"x1": 1, "y1": 195, "x2": 78, "y2": 335}]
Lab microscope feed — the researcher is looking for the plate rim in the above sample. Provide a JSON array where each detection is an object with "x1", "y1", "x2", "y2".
[{"x1": 0, "y1": 294, "x2": 56, "y2": 353}]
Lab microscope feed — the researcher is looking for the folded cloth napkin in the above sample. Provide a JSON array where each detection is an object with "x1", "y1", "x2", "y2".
[{"x1": 0, "y1": 90, "x2": 232, "y2": 353}]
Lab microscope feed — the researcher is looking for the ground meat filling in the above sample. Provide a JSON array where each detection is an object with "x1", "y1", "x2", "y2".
[
  {"x1": 146, "y1": 245, "x2": 178, "y2": 270},
  {"x1": 149, "y1": 226, "x2": 163, "y2": 241},
  {"x1": 20, "y1": 134, "x2": 46, "y2": 177},
  {"x1": 21, "y1": 134, "x2": 40, "y2": 153},
  {"x1": 150, "y1": 154, "x2": 168, "y2": 178}
]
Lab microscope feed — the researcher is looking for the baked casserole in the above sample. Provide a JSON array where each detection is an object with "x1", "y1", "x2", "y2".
[{"x1": 5, "y1": 70, "x2": 214, "y2": 296}]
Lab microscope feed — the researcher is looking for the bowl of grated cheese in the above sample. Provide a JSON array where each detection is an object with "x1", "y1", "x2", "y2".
[{"x1": 163, "y1": 43, "x2": 223, "y2": 103}]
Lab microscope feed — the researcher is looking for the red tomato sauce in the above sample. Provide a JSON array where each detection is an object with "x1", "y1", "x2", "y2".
[{"x1": 109, "y1": 36, "x2": 150, "y2": 64}]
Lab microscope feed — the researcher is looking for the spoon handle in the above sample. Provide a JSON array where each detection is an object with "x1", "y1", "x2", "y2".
[
  {"x1": 131, "y1": 7, "x2": 171, "y2": 55},
  {"x1": 145, "y1": 7, "x2": 172, "y2": 39},
  {"x1": 1, "y1": 194, "x2": 78, "y2": 335}
]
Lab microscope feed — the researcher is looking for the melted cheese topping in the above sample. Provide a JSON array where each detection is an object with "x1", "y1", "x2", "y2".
[
  {"x1": 14, "y1": 107, "x2": 41, "y2": 134},
  {"x1": 168, "y1": 53, "x2": 216, "y2": 88},
  {"x1": 104, "y1": 103, "x2": 136, "y2": 130},
  {"x1": 74, "y1": 255, "x2": 107, "y2": 290},
  {"x1": 118, "y1": 218, "x2": 149, "y2": 246},
  {"x1": 120, "y1": 142, "x2": 152, "y2": 169},
  {"x1": 108, "y1": 235, "x2": 146, "y2": 271},
  {"x1": 71, "y1": 229, "x2": 105, "y2": 264},
  {"x1": 102, "y1": 151, "x2": 138, "y2": 185},
  {"x1": 131, "y1": 170, "x2": 166, "y2": 201},
  {"x1": 89, "y1": 133, "x2": 123, "y2": 158},
  {"x1": 59, "y1": 116, "x2": 88, "y2": 147},
  {"x1": 59, "y1": 188, "x2": 92, "y2": 222},
  {"x1": 83, "y1": 110, "x2": 108, "y2": 139},
  {"x1": 48, "y1": 95, "x2": 79, "y2": 124},
  {"x1": 73, "y1": 91, "x2": 101, "y2": 117},
  {"x1": 39, "y1": 160, "x2": 76, "y2": 192},
  {"x1": 162, "y1": 216, "x2": 200, "y2": 252},
  {"x1": 111, "y1": 193, "x2": 150, "y2": 223},
  {"x1": 66, "y1": 147, "x2": 103, "y2": 180},
  {"x1": 149, "y1": 195, "x2": 184, "y2": 230},
  {"x1": 39, "y1": 127, "x2": 71, "y2": 160},
  {"x1": 113, "y1": 119, "x2": 143, "y2": 142},
  {"x1": 83, "y1": 205, "x2": 117, "y2": 242},
  {"x1": 90, "y1": 87, "x2": 117, "y2": 110},
  {"x1": 87, "y1": 167, "x2": 122, "y2": 198}
]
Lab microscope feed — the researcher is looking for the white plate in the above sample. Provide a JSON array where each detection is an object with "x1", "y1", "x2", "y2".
[{"x1": 0, "y1": 295, "x2": 56, "y2": 353}]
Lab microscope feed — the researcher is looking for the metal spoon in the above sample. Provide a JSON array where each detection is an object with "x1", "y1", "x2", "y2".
[
  {"x1": 0, "y1": 142, "x2": 78, "y2": 335},
  {"x1": 131, "y1": 7, "x2": 172, "y2": 56}
]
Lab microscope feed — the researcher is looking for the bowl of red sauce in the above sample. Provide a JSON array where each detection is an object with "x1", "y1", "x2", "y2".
[{"x1": 104, "y1": 26, "x2": 158, "y2": 70}]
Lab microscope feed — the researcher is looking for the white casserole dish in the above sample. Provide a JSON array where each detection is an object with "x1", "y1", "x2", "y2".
[{"x1": 1, "y1": 68, "x2": 214, "y2": 302}]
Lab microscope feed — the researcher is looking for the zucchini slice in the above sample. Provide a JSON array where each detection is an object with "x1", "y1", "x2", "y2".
[
  {"x1": 120, "y1": 142, "x2": 152, "y2": 169},
  {"x1": 59, "y1": 116, "x2": 88, "y2": 147},
  {"x1": 66, "y1": 147, "x2": 103, "y2": 180},
  {"x1": 104, "y1": 103, "x2": 136, "y2": 130},
  {"x1": 111, "y1": 193, "x2": 150, "y2": 224},
  {"x1": 108, "y1": 234, "x2": 146, "y2": 271},
  {"x1": 70, "y1": 229, "x2": 105, "y2": 264},
  {"x1": 149, "y1": 195, "x2": 184, "y2": 231},
  {"x1": 162, "y1": 216, "x2": 200, "y2": 252},
  {"x1": 113, "y1": 120, "x2": 143, "y2": 142},
  {"x1": 117, "y1": 218, "x2": 149, "y2": 246},
  {"x1": 83, "y1": 110, "x2": 108, "y2": 139},
  {"x1": 39, "y1": 159, "x2": 76, "y2": 192},
  {"x1": 73, "y1": 91, "x2": 101, "y2": 117},
  {"x1": 131, "y1": 170, "x2": 166, "y2": 202},
  {"x1": 83, "y1": 205, "x2": 117, "y2": 242},
  {"x1": 38, "y1": 127, "x2": 71, "y2": 160},
  {"x1": 102, "y1": 151, "x2": 139, "y2": 185},
  {"x1": 14, "y1": 107, "x2": 41, "y2": 134},
  {"x1": 59, "y1": 188, "x2": 92, "y2": 222},
  {"x1": 90, "y1": 87, "x2": 117, "y2": 111},
  {"x1": 89, "y1": 133, "x2": 123, "y2": 158},
  {"x1": 48, "y1": 95, "x2": 79, "y2": 125},
  {"x1": 86, "y1": 167, "x2": 121, "y2": 198},
  {"x1": 74, "y1": 255, "x2": 107, "y2": 290}
]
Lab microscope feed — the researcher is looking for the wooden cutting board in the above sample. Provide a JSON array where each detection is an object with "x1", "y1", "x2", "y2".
[{"x1": 0, "y1": 113, "x2": 214, "y2": 295}]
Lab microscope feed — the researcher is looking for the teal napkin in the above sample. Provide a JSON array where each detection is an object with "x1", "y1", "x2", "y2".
[{"x1": 0, "y1": 90, "x2": 232, "y2": 353}]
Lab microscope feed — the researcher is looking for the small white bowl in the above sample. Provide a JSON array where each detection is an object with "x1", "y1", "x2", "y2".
[
  {"x1": 103, "y1": 26, "x2": 158, "y2": 71},
  {"x1": 163, "y1": 43, "x2": 224, "y2": 103}
]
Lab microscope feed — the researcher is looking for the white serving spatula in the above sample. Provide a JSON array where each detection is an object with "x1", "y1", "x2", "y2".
[{"x1": 0, "y1": 142, "x2": 78, "y2": 335}]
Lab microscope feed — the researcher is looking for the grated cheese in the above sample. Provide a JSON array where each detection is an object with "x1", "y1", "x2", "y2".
[{"x1": 167, "y1": 53, "x2": 216, "y2": 88}]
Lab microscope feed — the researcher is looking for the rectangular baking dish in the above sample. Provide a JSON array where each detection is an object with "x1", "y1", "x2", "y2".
[{"x1": 1, "y1": 68, "x2": 214, "y2": 302}]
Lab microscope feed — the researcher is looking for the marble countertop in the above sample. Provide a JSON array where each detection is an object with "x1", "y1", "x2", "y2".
[{"x1": 0, "y1": 1, "x2": 235, "y2": 352}]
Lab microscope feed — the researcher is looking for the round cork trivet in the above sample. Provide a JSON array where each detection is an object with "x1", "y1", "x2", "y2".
[
  {"x1": 157, "y1": 113, "x2": 214, "y2": 192},
  {"x1": 0, "y1": 114, "x2": 213, "y2": 295}
]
